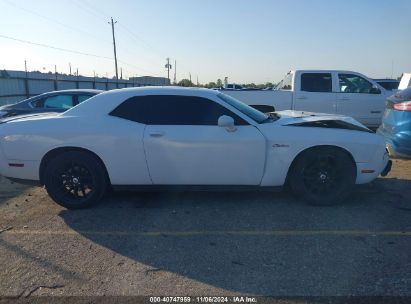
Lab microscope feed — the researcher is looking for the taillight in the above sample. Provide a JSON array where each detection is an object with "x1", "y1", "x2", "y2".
[{"x1": 393, "y1": 101, "x2": 411, "y2": 112}]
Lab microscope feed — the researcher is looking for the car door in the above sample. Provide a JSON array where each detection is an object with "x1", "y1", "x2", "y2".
[
  {"x1": 293, "y1": 72, "x2": 337, "y2": 114},
  {"x1": 336, "y1": 73, "x2": 385, "y2": 128},
  {"x1": 139, "y1": 94, "x2": 266, "y2": 185}
]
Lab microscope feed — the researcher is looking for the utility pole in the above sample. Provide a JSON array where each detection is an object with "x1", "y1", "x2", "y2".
[
  {"x1": 69, "y1": 62, "x2": 72, "y2": 75},
  {"x1": 24, "y1": 60, "x2": 29, "y2": 98},
  {"x1": 196, "y1": 75, "x2": 199, "y2": 86},
  {"x1": 76, "y1": 68, "x2": 79, "y2": 89},
  {"x1": 109, "y1": 17, "x2": 119, "y2": 82},
  {"x1": 120, "y1": 67, "x2": 123, "y2": 80},
  {"x1": 165, "y1": 58, "x2": 172, "y2": 84},
  {"x1": 189, "y1": 73, "x2": 192, "y2": 84},
  {"x1": 174, "y1": 60, "x2": 177, "y2": 84},
  {"x1": 54, "y1": 65, "x2": 58, "y2": 90}
]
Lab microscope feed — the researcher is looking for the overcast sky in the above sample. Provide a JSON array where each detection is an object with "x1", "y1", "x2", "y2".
[{"x1": 1, "y1": 0, "x2": 410, "y2": 84}]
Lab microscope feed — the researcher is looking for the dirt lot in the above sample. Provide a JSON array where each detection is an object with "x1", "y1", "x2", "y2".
[{"x1": 0, "y1": 159, "x2": 411, "y2": 298}]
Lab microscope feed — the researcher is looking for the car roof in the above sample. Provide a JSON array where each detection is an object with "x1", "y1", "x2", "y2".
[
  {"x1": 96, "y1": 86, "x2": 221, "y2": 100},
  {"x1": 63, "y1": 86, "x2": 220, "y2": 117},
  {"x1": 38, "y1": 89, "x2": 103, "y2": 96}
]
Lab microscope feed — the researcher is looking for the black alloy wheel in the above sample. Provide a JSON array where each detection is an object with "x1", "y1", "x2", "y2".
[
  {"x1": 44, "y1": 151, "x2": 108, "y2": 209},
  {"x1": 288, "y1": 146, "x2": 356, "y2": 206}
]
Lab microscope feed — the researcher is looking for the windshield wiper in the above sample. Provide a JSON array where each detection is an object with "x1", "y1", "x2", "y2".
[
  {"x1": 260, "y1": 112, "x2": 280, "y2": 124},
  {"x1": 260, "y1": 112, "x2": 280, "y2": 123}
]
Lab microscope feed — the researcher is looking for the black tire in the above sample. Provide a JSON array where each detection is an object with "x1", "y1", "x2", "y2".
[
  {"x1": 44, "y1": 151, "x2": 108, "y2": 209},
  {"x1": 288, "y1": 146, "x2": 356, "y2": 206}
]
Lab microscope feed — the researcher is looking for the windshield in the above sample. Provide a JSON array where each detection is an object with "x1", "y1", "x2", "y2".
[
  {"x1": 275, "y1": 72, "x2": 293, "y2": 90},
  {"x1": 217, "y1": 93, "x2": 269, "y2": 123}
]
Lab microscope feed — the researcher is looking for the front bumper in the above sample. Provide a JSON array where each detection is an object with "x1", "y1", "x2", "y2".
[{"x1": 356, "y1": 149, "x2": 390, "y2": 184}]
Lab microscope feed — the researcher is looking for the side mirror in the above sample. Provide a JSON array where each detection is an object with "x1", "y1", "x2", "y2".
[
  {"x1": 370, "y1": 87, "x2": 381, "y2": 94},
  {"x1": 218, "y1": 115, "x2": 236, "y2": 132}
]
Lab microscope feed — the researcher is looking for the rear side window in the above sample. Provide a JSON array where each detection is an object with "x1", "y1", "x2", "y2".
[
  {"x1": 77, "y1": 95, "x2": 93, "y2": 104},
  {"x1": 110, "y1": 95, "x2": 248, "y2": 125},
  {"x1": 300, "y1": 73, "x2": 332, "y2": 92}
]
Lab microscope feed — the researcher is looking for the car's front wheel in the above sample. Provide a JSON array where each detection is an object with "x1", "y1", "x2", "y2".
[
  {"x1": 288, "y1": 146, "x2": 356, "y2": 206},
  {"x1": 44, "y1": 151, "x2": 108, "y2": 209}
]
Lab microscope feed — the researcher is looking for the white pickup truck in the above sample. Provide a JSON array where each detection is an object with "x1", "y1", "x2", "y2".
[{"x1": 221, "y1": 70, "x2": 390, "y2": 128}]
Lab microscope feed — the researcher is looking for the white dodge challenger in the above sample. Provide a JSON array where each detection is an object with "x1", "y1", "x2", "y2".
[{"x1": 0, "y1": 87, "x2": 391, "y2": 209}]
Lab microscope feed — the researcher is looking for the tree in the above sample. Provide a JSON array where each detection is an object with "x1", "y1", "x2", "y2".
[
  {"x1": 205, "y1": 82, "x2": 217, "y2": 88},
  {"x1": 178, "y1": 79, "x2": 194, "y2": 87},
  {"x1": 216, "y1": 79, "x2": 223, "y2": 87}
]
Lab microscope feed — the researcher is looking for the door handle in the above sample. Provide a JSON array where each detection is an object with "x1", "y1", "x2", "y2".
[
  {"x1": 370, "y1": 111, "x2": 381, "y2": 114},
  {"x1": 296, "y1": 96, "x2": 307, "y2": 100},
  {"x1": 149, "y1": 131, "x2": 165, "y2": 137}
]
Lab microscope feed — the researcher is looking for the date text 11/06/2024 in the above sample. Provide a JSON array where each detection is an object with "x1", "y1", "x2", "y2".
[{"x1": 149, "y1": 296, "x2": 257, "y2": 303}]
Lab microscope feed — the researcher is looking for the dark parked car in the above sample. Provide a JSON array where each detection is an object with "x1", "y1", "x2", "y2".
[
  {"x1": 0, "y1": 89, "x2": 102, "y2": 119},
  {"x1": 374, "y1": 79, "x2": 400, "y2": 91},
  {"x1": 377, "y1": 86, "x2": 411, "y2": 159}
]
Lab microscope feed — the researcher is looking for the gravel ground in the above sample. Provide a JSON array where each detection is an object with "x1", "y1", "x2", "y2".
[{"x1": 0, "y1": 159, "x2": 410, "y2": 298}]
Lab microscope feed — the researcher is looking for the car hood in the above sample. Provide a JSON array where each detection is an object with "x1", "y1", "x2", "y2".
[{"x1": 274, "y1": 110, "x2": 372, "y2": 133}]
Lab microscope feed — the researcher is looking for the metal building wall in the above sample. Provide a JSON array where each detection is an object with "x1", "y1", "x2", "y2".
[{"x1": 0, "y1": 70, "x2": 168, "y2": 106}]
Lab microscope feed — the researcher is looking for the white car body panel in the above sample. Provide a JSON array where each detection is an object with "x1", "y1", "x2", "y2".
[
  {"x1": 144, "y1": 125, "x2": 265, "y2": 185},
  {"x1": 398, "y1": 73, "x2": 411, "y2": 90},
  {"x1": 0, "y1": 87, "x2": 389, "y2": 189}
]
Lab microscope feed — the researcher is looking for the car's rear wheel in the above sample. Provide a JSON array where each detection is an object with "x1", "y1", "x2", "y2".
[
  {"x1": 44, "y1": 151, "x2": 108, "y2": 209},
  {"x1": 288, "y1": 146, "x2": 356, "y2": 206}
]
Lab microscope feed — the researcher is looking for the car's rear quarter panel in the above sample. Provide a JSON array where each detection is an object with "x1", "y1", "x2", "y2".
[{"x1": 0, "y1": 115, "x2": 152, "y2": 184}]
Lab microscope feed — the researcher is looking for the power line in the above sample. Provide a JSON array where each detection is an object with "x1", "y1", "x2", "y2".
[
  {"x1": 81, "y1": 0, "x2": 111, "y2": 20},
  {"x1": 2, "y1": 0, "x2": 111, "y2": 44},
  {"x1": 67, "y1": 0, "x2": 167, "y2": 74},
  {"x1": 70, "y1": 0, "x2": 168, "y2": 62},
  {"x1": 0, "y1": 34, "x2": 113, "y2": 59},
  {"x1": 70, "y1": 0, "x2": 107, "y2": 22},
  {"x1": 0, "y1": 34, "x2": 160, "y2": 76}
]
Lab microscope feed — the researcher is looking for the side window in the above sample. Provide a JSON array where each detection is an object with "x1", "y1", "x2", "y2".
[
  {"x1": 43, "y1": 95, "x2": 74, "y2": 109},
  {"x1": 77, "y1": 95, "x2": 93, "y2": 104},
  {"x1": 339, "y1": 74, "x2": 373, "y2": 94},
  {"x1": 110, "y1": 95, "x2": 248, "y2": 125},
  {"x1": 300, "y1": 73, "x2": 332, "y2": 92},
  {"x1": 278, "y1": 74, "x2": 293, "y2": 90}
]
